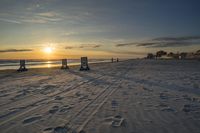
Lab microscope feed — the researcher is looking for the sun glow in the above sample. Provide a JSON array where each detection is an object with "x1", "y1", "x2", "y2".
[{"x1": 44, "y1": 47, "x2": 53, "y2": 54}]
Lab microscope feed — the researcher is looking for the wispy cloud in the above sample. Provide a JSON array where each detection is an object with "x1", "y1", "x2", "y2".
[
  {"x1": 153, "y1": 36, "x2": 200, "y2": 41},
  {"x1": 116, "y1": 42, "x2": 156, "y2": 47},
  {"x1": 21, "y1": 11, "x2": 62, "y2": 24},
  {"x1": 0, "y1": 18, "x2": 21, "y2": 24},
  {"x1": 0, "y1": 49, "x2": 33, "y2": 53},
  {"x1": 65, "y1": 44, "x2": 102, "y2": 49},
  {"x1": 0, "y1": 11, "x2": 62, "y2": 24},
  {"x1": 93, "y1": 44, "x2": 102, "y2": 48},
  {"x1": 116, "y1": 36, "x2": 200, "y2": 48},
  {"x1": 65, "y1": 46, "x2": 74, "y2": 49},
  {"x1": 37, "y1": 12, "x2": 57, "y2": 18},
  {"x1": 108, "y1": 50, "x2": 146, "y2": 55},
  {"x1": 79, "y1": 44, "x2": 102, "y2": 48},
  {"x1": 116, "y1": 43, "x2": 136, "y2": 47}
]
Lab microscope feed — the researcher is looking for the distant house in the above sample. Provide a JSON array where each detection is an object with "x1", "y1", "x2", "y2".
[{"x1": 159, "y1": 55, "x2": 173, "y2": 59}]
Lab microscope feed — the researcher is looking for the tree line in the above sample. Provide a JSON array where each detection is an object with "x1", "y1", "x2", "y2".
[{"x1": 146, "y1": 50, "x2": 200, "y2": 60}]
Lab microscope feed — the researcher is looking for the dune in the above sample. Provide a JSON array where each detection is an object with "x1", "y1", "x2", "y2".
[{"x1": 0, "y1": 59, "x2": 200, "y2": 133}]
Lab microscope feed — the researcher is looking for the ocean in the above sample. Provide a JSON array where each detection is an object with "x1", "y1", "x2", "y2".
[{"x1": 0, "y1": 59, "x2": 110, "y2": 70}]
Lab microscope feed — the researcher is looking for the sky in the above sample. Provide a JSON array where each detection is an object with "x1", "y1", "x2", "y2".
[{"x1": 0, "y1": 0, "x2": 200, "y2": 59}]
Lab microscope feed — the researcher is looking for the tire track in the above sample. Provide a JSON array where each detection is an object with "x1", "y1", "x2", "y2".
[
  {"x1": 0, "y1": 74, "x2": 104, "y2": 128},
  {"x1": 65, "y1": 62, "x2": 133, "y2": 132}
]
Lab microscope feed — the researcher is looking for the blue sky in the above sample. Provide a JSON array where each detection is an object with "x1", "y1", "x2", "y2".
[{"x1": 0, "y1": 0, "x2": 200, "y2": 59}]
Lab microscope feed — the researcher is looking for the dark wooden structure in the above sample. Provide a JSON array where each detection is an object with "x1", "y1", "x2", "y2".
[
  {"x1": 80, "y1": 57, "x2": 90, "y2": 71},
  {"x1": 111, "y1": 58, "x2": 114, "y2": 63},
  {"x1": 17, "y1": 60, "x2": 28, "y2": 72},
  {"x1": 61, "y1": 59, "x2": 69, "y2": 69}
]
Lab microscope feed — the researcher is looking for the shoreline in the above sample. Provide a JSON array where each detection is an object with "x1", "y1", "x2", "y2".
[
  {"x1": 0, "y1": 58, "x2": 199, "y2": 72},
  {"x1": 0, "y1": 60, "x2": 113, "y2": 72},
  {"x1": 0, "y1": 60, "x2": 132, "y2": 76}
]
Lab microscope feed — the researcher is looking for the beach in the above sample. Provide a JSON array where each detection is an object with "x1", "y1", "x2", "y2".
[{"x1": 0, "y1": 59, "x2": 200, "y2": 133}]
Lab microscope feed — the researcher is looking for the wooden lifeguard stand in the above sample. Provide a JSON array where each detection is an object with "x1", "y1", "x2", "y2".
[
  {"x1": 61, "y1": 59, "x2": 69, "y2": 69},
  {"x1": 17, "y1": 60, "x2": 28, "y2": 72},
  {"x1": 80, "y1": 57, "x2": 90, "y2": 71}
]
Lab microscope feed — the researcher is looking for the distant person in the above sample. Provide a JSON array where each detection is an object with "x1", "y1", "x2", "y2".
[
  {"x1": 117, "y1": 58, "x2": 119, "y2": 62},
  {"x1": 111, "y1": 58, "x2": 114, "y2": 63}
]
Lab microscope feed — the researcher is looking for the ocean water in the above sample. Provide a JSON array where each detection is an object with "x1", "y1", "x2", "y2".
[{"x1": 0, "y1": 59, "x2": 110, "y2": 70}]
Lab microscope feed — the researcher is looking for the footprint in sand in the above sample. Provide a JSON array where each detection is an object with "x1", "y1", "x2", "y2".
[
  {"x1": 22, "y1": 115, "x2": 42, "y2": 124},
  {"x1": 111, "y1": 100, "x2": 118, "y2": 108},
  {"x1": 49, "y1": 106, "x2": 59, "y2": 114},
  {"x1": 59, "y1": 105, "x2": 73, "y2": 113},
  {"x1": 43, "y1": 126, "x2": 68, "y2": 133},
  {"x1": 142, "y1": 86, "x2": 153, "y2": 92},
  {"x1": 11, "y1": 91, "x2": 27, "y2": 100},
  {"x1": 160, "y1": 106, "x2": 176, "y2": 112},
  {"x1": 182, "y1": 95, "x2": 198, "y2": 102},
  {"x1": 40, "y1": 84, "x2": 57, "y2": 95},
  {"x1": 182, "y1": 104, "x2": 200, "y2": 113},
  {"x1": 0, "y1": 93, "x2": 9, "y2": 97},
  {"x1": 104, "y1": 115, "x2": 125, "y2": 127},
  {"x1": 159, "y1": 93, "x2": 169, "y2": 100},
  {"x1": 54, "y1": 127, "x2": 68, "y2": 133},
  {"x1": 55, "y1": 96, "x2": 63, "y2": 100}
]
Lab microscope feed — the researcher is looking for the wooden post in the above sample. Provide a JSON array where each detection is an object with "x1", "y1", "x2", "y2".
[
  {"x1": 17, "y1": 60, "x2": 28, "y2": 72},
  {"x1": 61, "y1": 59, "x2": 69, "y2": 69},
  {"x1": 80, "y1": 57, "x2": 90, "y2": 71}
]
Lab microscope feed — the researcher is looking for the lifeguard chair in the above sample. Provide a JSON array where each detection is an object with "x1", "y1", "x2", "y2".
[
  {"x1": 17, "y1": 60, "x2": 28, "y2": 72},
  {"x1": 80, "y1": 57, "x2": 90, "y2": 71},
  {"x1": 61, "y1": 59, "x2": 69, "y2": 69}
]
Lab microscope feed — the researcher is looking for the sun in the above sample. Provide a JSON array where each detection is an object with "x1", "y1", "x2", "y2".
[{"x1": 44, "y1": 47, "x2": 53, "y2": 54}]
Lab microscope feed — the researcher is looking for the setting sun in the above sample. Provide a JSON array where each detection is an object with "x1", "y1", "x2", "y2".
[{"x1": 44, "y1": 47, "x2": 53, "y2": 54}]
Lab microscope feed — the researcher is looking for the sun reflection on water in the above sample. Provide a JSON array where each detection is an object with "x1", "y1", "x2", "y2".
[{"x1": 47, "y1": 61, "x2": 52, "y2": 68}]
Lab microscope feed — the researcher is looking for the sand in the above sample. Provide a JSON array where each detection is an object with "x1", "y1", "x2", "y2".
[{"x1": 0, "y1": 59, "x2": 200, "y2": 133}]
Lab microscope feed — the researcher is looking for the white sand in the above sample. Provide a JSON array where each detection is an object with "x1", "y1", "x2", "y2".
[{"x1": 0, "y1": 60, "x2": 200, "y2": 133}]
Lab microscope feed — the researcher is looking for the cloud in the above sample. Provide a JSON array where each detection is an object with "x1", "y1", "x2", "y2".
[
  {"x1": 37, "y1": 12, "x2": 57, "y2": 18},
  {"x1": 65, "y1": 46, "x2": 74, "y2": 49},
  {"x1": 152, "y1": 36, "x2": 200, "y2": 41},
  {"x1": 0, "y1": 18, "x2": 21, "y2": 24},
  {"x1": 0, "y1": 49, "x2": 33, "y2": 53},
  {"x1": 116, "y1": 42, "x2": 156, "y2": 47},
  {"x1": 79, "y1": 44, "x2": 102, "y2": 48},
  {"x1": 93, "y1": 44, "x2": 101, "y2": 48},
  {"x1": 143, "y1": 41, "x2": 197, "y2": 48},
  {"x1": 109, "y1": 50, "x2": 146, "y2": 55},
  {"x1": 115, "y1": 36, "x2": 200, "y2": 48},
  {"x1": 0, "y1": 11, "x2": 62, "y2": 24},
  {"x1": 116, "y1": 43, "x2": 136, "y2": 47},
  {"x1": 21, "y1": 11, "x2": 62, "y2": 24},
  {"x1": 65, "y1": 44, "x2": 102, "y2": 49},
  {"x1": 136, "y1": 42, "x2": 157, "y2": 47}
]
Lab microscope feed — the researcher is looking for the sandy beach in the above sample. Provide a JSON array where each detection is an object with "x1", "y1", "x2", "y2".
[{"x1": 0, "y1": 59, "x2": 200, "y2": 133}]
